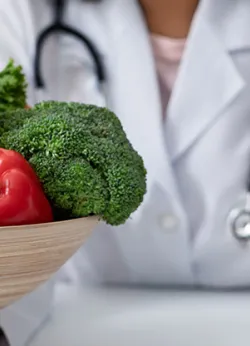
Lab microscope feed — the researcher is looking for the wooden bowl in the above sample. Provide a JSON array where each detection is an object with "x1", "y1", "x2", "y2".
[{"x1": 0, "y1": 216, "x2": 99, "y2": 308}]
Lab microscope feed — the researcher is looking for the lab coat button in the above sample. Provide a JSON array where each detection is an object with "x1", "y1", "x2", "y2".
[{"x1": 159, "y1": 214, "x2": 179, "y2": 232}]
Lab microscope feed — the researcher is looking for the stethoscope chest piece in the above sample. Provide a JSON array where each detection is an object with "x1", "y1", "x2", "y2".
[{"x1": 229, "y1": 207, "x2": 250, "y2": 241}]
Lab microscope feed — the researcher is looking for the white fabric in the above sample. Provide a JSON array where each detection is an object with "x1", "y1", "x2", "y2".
[
  {"x1": 1, "y1": 0, "x2": 250, "y2": 344},
  {"x1": 31, "y1": 285, "x2": 250, "y2": 346}
]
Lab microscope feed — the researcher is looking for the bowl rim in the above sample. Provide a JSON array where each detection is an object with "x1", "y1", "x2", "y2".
[{"x1": 0, "y1": 215, "x2": 100, "y2": 232}]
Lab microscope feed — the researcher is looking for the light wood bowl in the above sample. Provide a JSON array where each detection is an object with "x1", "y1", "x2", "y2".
[{"x1": 0, "y1": 216, "x2": 99, "y2": 309}]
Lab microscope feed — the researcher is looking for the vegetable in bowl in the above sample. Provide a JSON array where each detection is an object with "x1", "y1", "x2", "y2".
[
  {"x1": 0, "y1": 148, "x2": 53, "y2": 226},
  {"x1": 0, "y1": 61, "x2": 147, "y2": 226},
  {"x1": 0, "y1": 59, "x2": 27, "y2": 112}
]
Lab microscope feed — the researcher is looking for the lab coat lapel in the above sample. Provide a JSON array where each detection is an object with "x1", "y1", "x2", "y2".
[
  {"x1": 106, "y1": 0, "x2": 180, "y2": 197},
  {"x1": 166, "y1": 0, "x2": 247, "y2": 162}
]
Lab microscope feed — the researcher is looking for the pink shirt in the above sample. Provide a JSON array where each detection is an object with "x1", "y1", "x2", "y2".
[{"x1": 151, "y1": 34, "x2": 186, "y2": 116}]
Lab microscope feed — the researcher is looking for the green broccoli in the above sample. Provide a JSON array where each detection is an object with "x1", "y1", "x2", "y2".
[
  {"x1": 0, "y1": 108, "x2": 33, "y2": 138},
  {"x1": 1, "y1": 101, "x2": 147, "y2": 225},
  {"x1": 0, "y1": 59, "x2": 27, "y2": 112}
]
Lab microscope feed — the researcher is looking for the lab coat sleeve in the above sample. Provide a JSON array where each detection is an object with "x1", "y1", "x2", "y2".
[{"x1": 0, "y1": 1, "x2": 54, "y2": 346}]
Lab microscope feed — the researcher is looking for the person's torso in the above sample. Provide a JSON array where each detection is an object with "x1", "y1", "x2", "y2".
[
  {"x1": 3, "y1": 0, "x2": 250, "y2": 291},
  {"x1": 66, "y1": 0, "x2": 250, "y2": 288}
]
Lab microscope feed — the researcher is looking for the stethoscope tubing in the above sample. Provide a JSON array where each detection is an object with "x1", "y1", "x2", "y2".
[{"x1": 34, "y1": 0, "x2": 106, "y2": 89}]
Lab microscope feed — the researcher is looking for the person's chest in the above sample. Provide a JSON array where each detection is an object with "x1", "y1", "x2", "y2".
[
  {"x1": 76, "y1": 0, "x2": 250, "y2": 286},
  {"x1": 30, "y1": 0, "x2": 250, "y2": 286}
]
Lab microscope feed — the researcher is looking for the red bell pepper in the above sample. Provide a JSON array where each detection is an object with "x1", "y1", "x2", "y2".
[{"x1": 0, "y1": 148, "x2": 53, "y2": 226}]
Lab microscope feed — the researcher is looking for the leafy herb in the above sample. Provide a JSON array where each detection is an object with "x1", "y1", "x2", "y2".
[{"x1": 0, "y1": 59, "x2": 27, "y2": 112}]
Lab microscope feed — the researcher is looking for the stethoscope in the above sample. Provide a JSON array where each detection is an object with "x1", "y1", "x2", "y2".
[
  {"x1": 34, "y1": 0, "x2": 106, "y2": 91},
  {"x1": 228, "y1": 175, "x2": 250, "y2": 241}
]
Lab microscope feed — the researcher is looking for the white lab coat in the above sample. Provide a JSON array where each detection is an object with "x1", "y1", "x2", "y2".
[{"x1": 1, "y1": 0, "x2": 250, "y2": 344}]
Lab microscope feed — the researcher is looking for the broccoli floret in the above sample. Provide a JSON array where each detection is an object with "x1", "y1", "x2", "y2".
[
  {"x1": 0, "y1": 59, "x2": 27, "y2": 112},
  {"x1": 30, "y1": 154, "x2": 109, "y2": 217},
  {"x1": 0, "y1": 108, "x2": 33, "y2": 139},
  {"x1": 2, "y1": 101, "x2": 147, "y2": 225}
]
